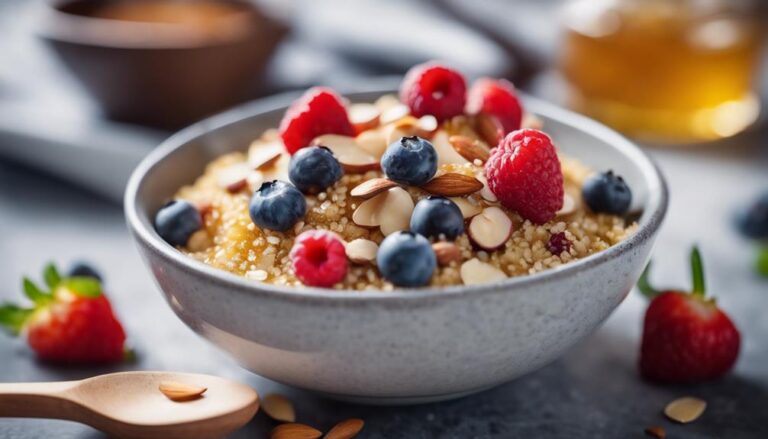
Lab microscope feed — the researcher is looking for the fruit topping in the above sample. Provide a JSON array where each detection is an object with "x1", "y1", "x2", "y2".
[
  {"x1": 467, "y1": 78, "x2": 523, "y2": 134},
  {"x1": 460, "y1": 258, "x2": 507, "y2": 285},
  {"x1": 312, "y1": 134, "x2": 379, "y2": 173},
  {"x1": 582, "y1": 170, "x2": 632, "y2": 215},
  {"x1": 288, "y1": 146, "x2": 343, "y2": 194},
  {"x1": 547, "y1": 232, "x2": 572, "y2": 256},
  {"x1": 290, "y1": 230, "x2": 348, "y2": 287},
  {"x1": 736, "y1": 191, "x2": 768, "y2": 239},
  {"x1": 155, "y1": 200, "x2": 203, "y2": 247},
  {"x1": 381, "y1": 136, "x2": 437, "y2": 186},
  {"x1": 0, "y1": 263, "x2": 126, "y2": 364},
  {"x1": 467, "y1": 207, "x2": 513, "y2": 250},
  {"x1": 352, "y1": 187, "x2": 414, "y2": 236},
  {"x1": 637, "y1": 247, "x2": 740, "y2": 383},
  {"x1": 279, "y1": 87, "x2": 354, "y2": 154},
  {"x1": 66, "y1": 261, "x2": 102, "y2": 281},
  {"x1": 410, "y1": 196, "x2": 465, "y2": 240},
  {"x1": 419, "y1": 173, "x2": 483, "y2": 197},
  {"x1": 376, "y1": 231, "x2": 436, "y2": 287},
  {"x1": 484, "y1": 129, "x2": 564, "y2": 224},
  {"x1": 399, "y1": 63, "x2": 467, "y2": 122},
  {"x1": 249, "y1": 181, "x2": 306, "y2": 232}
]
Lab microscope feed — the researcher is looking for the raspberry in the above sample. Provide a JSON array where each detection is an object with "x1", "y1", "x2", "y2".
[
  {"x1": 279, "y1": 87, "x2": 354, "y2": 154},
  {"x1": 290, "y1": 230, "x2": 348, "y2": 287},
  {"x1": 467, "y1": 78, "x2": 523, "y2": 134},
  {"x1": 547, "y1": 232, "x2": 571, "y2": 256},
  {"x1": 484, "y1": 129, "x2": 564, "y2": 224},
  {"x1": 399, "y1": 63, "x2": 467, "y2": 122}
]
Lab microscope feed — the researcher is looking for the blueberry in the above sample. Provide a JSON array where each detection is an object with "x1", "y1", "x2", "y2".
[
  {"x1": 154, "y1": 200, "x2": 203, "y2": 247},
  {"x1": 381, "y1": 136, "x2": 438, "y2": 186},
  {"x1": 289, "y1": 146, "x2": 343, "y2": 194},
  {"x1": 249, "y1": 180, "x2": 306, "y2": 232},
  {"x1": 582, "y1": 170, "x2": 632, "y2": 215},
  {"x1": 377, "y1": 231, "x2": 436, "y2": 287},
  {"x1": 66, "y1": 261, "x2": 102, "y2": 281},
  {"x1": 410, "y1": 196, "x2": 465, "y2": 240},
  {"x1": 737, "y1": 192, "x2": 768, "y2": 239}
]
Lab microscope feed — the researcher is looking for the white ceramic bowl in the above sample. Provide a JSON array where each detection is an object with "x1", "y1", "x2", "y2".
[{"x1": 125, "y1": 91, "x2": 668, "y2": 404}]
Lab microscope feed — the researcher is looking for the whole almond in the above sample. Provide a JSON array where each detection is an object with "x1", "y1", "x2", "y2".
[
  {"x1": 158, "y1": 381, "x2": 207, "y2": 401},
  {"x1": 432, "y1": 242, "x2": 461, "y2": 266},
  {"x1": 262, "y1": 393, "x2": 296, "y2": 423},
  {"x1": 420, "y1": 173, "x2": 483, "y2": 197},
  {"x1": 350, "y1": 178, "x2": 398, "y2": 199},
  {"x1": 270, "y1": 423, "x2": 322, "y2": 439},
  {"x1": 324, "y1": 418, "x2": 365, "y2": 439},
  {"x1": 474, "y1": 112, "x2": 504, "y2": 147},
  {"x1": 448, "y1": 135, "x2": 490, "y2": 163},
  {"x1": 664, "y1": 396, "x2": 706, "y2": 424}
]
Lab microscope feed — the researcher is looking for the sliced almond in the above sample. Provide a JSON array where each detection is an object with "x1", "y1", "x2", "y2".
[
  {"x1": 449, "y1": 197, "x2": 483, "y2": 219},
  {"x1": 476, "y1": 173, "x2": 498, "y2": 202},
  {"x1": 349, "y1": 103, "x2": 380, "y2": 132},
  {"x1": 384, "y1": 126, "x2": 412, "y2": 145},
  {"x1": 345, "y1": 239, "x2": 378, "y2": 264},
  {"x1": 270, "y1": 423, "x2": 322, "y2": 439},
  {"x1": 432, "y1": 242, "x2": 461, "y2": 266},
  {"x1": 449, "y1": 135, "x2": 490, "y2": 163},
  {"x1": 374, "y1": 94, "x2": 400, "y2": 112},
  {"x1": 468, "y1": 207, "x2": 513, "y2": 250},
  {"x1": 379, "y1": 103, "x2": 410, "y2": 125},
  {"x1": 644, "y1": 426, "x2": 666, "y2": 439},
  {"x1": 664, "y1": 397, "x2": 706, "y2": 424},
  {"x1": 158, "y1": 381, "x2": 207, "y2": 401},
  {"x1": 187, "y1": 229, "x2": 212, "y2": 252},
  {"x1": 419, "y1": 173, "x2": 483, "y2": 197},
  {"x1": 460, "y1": 258, "x2": 507, "y2": 285},
  {"x1": 474, "y1": 112, "x2": 504, "y2": 147},
  {"x1": 247, "y1": 170, "x2": 265, "y2": 192},
  {"x1": 355, "y1": 129, "x2": 388, "y2": 158},
  {"x1": 350, "y1": 178, "x2": 398, "y2": 199},
  {"x1": 416, "y1": 115, "x2": 439, "y2": 137},
  {"x1": 521, "y1": 112, "x2": 544, "y2": 130},
  {"x1": 217, "y1": 163, "x2": 252, "y2": 193},
  {"x1": 262, "y1": 393, "x2": 296, "y2": 423},
  {"x1": 261, "y1": 153, "x2": 291, "y2": 182},
  {"x1": 556, "y1": 192, "x2": 577, "y2": 216},
  {"x1": 352, "y1": 187, "x2": 414, "y2": 236},
  {"x1": 248, "y1": 140, "x2": 284, "y2": 170},
  {"x1": 325, "y1": 418, "x2": 365, "y2": 439},
  {"x1": 312, "y1": 134, "x2": 379, "y2": 173},
  {"x1": 432, "y1": 131, "x2": 469, "y2": 166}
]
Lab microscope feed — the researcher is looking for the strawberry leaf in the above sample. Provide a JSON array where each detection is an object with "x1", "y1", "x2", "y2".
[
  {"x1": 62, "y1": 277, "x2": 102, "y2": 298},
  {"x1": 757, "y1": 247, "x2": 768, "y2": 278},
  {"x1": 637, "y1": 262, "x2": 660, "y2": 299},
  {"x1": 0, "y1": 304, "x2": 33, "y2": 335},
  {"x1": 23, "y1": 278, "x2": 50, "y2": 304},
  {"x1": 43, "y1": 263, "x2": 61, "y2": 290},
  {"x1": 690, "y1": 246, "x2": 706, "y2": 297}
]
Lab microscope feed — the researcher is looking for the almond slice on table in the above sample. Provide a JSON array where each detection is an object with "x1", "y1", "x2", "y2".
[
  {"x1": 432, "y1": 242, "x2": 461, "y2": 266},
  {"x1": 349, "y1": 103, "x2": 381, "y2": 132},
  {"x1": 432, "y1": 131, "x2": 470, "y2": 166},
  {"x1": 664, "y1": 397, "x2": 706, "y2": 424},
  {"x1": 449, "y1": 197, "x2": 483, "y2": 219},
  {"x1": 325, "y1": 418, "x2": 365, "y2": 439},
  {"x1": 217, "y1": 162, "x2": 253, "y2": 193},
  {"x1": 262, "y1": 393, "x2": 296, "y2": 423},
  {"x1": 419, "y1": 173, "x2": 483, "y2": 197},
  {"x1": 248, "y1": 140, "x2": 284, "y2": 170},
  {"x1": 345, "y1": 239, "x2": 378, "y2": 264},
  {"x1": 350, "y1": 178, "x2": 398, "y2": 199},
  {"x1": 460, "y1": 258, "x2": 507, "y2": 285},
  {"x1": 352, "y1": 187, "x2": 414, "y2": 236},
  {"x1": 158, "y1": 381, "x2": 207, "y2": 401},
  {"x1": 448, "y1": 135, "x2": 490, "y2": 163},
  {"x1": 270, "y1": 423, "x2": 322, "y2": 439},
  {"x1": 312, "y1": 134, "x2": 379, "y2": 173},
  {"x1": 468, "y1": 207, "x2": 513, "y2": 250},
  {"x1": 476, "y1": 173, "x2": 498, "y2": 202},
  {"x1": 355, "y1": 129, "x2": 388, "y2": 158}
]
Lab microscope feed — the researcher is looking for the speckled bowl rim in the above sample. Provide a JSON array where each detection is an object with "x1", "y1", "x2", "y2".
[{"x1": 125, "y1": 89, "x2": 669, "y2": 303}]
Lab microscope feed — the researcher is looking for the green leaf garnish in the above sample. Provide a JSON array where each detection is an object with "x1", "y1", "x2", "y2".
[
  {"x1": 0, "y1": 304, "x2": 33, "y2": 335},
  {"x1": 23, "y1": 278, "x2": 50, "y2": 304},
  {"x1": 757, "y1": 247, "x2": 768, "y2": 278},
  {"x1": 43, "y1": 263, "x2": 61, "y2": 290},
  {"x1": 690, "y1": 246, "x2": 706, "y2": 297},
  {"x1": 62, "y1": 277, "x2": 102, "y2": 298},
  {"x1": 637, "y1": 261, "x2": 660, "y2": 299}
]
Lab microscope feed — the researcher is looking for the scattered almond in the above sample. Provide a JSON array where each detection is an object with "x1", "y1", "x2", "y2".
[
  {"x1": 432, "y1": 131, "x2": 469, "y2": 166},
  {"x1": 248, "y1": 140, "x2": 284, "y2": 170},
  {"x1": 158, "y1": 381, "x2": 207, "y2": 401},
  {"x1": 476, "y1": 173, "x2": 498, "y2": 202},
  {"x1": 449, "y1": 135, "x2": 490, "y2": 163},
  {"x1": 556, "y1": 193, "x2": 577, "y2": 216},
  {"x1": 348, "y1": 103, "x2": 380, "y2": 132},
  {"x1": 432, "y1": 242, "x2": 461, "y2": 266},
  {"x1": 460, "y1": 258, "x2": 507, "y2": 285},
  {"x1": 416, "y1": 115, "x2": 438, "y2": 137},
  {"x1": 345, "y1": 239, "x2": 378, "y2": 264},
  {"x1": 374, "y1": 94, "x2": 401, "y2": 111},
  {"x1": 262, "y1": 393, "x2": 296, "y2": 423},
  {"x1": 664, "y1": 396, "x2": 706, "y2": 424},
  {"x1": 312, "y1": 135, "x2": 379, "y2": 173},
  {"x1": 217, "y1": 163, "x2": 252, "y2": 193},
  {"x1": 419, "y1": 173, "x2": 483, "y2": 197},
  {"x1": 350, "y1": 178, "x2": 398, "y2": 199},
  {"x1": 355, "y1": 129, "x2": 388, "y2": 158},
  {"x1": 324, "y1": 418, "x2": 365, "y2": 439},
  {"x1": 449, "y1": 197, "x2": 483, "y2": 219},
  {"x1": 468, "y1": 207, "x2": 513, "y2": 250},
  {"x1": 186, "y1": 229, "x2": 212, "y2": 252},
  {"x1": 644, "y1": 426, "x2": 666, "y2": 439},
  {"x1": 379, "y1": 103, "x2": 410, "y2": 125},
  {"x1": 270, "y1": 423, "x2": 322, "y2": 439},
  {"x1": 352, "y1": 187, "x2": 414, "y2": 235},
  {"x1": 474, "y1": 112, "x2": 504, "y2": 147},
  {"x1": 260, "y1": 154, "x2": 290, "y2": 181}
]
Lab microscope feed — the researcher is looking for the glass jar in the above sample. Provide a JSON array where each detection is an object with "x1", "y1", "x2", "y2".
[{"x1": 559, "y1": 0, "x2": 766, "y2": 144}]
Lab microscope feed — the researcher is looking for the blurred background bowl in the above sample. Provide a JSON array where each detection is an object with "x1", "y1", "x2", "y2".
[{"x1": 38, "y1": 0, "x2": 288, "y2": 129}]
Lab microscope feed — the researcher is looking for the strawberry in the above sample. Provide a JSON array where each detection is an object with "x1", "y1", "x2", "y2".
[
  {"x1": 279, "y1": 87, "x2": 355, "y2": 154},
  {"x1": 638, "y1": 247, "x2": 740, "y2": 383},
  {"x1": 0, "y1": 263, "x2": 126, "y2": 364}
]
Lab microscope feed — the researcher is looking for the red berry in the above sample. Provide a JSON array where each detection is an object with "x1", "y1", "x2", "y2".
[
  {"x1": 279, "y1": 87, "x2": 354, "y2": 154},
  {"x1": 484, "y1": 129, "x2": 564, "y2": 224},
  {"x1": 547, "y1": 232, "x2": 571, "y2": 255},
  {"x1": 399, "y1": 63, "x2": 467, "y2": 122},
  {"x1": 290, "y1": 230, "x2": 348, "y2": 287},
  {"x1": 467, "y1": 78, "x2": 523, "y2": 134}
]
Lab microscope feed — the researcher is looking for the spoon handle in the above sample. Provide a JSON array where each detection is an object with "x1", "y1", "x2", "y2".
[{"x1": 0, "y1": 381, "x2": 78, "y2": 419}]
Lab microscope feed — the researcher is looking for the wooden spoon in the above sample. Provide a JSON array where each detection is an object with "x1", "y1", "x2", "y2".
[{"x1": 0, "y1": 371, "x2": 259, "y2": 439}]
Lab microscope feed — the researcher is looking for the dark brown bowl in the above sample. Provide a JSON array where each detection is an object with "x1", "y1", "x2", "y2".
[{"x1": 38, "y1": 0, "x2": 288, "y2": 129}]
